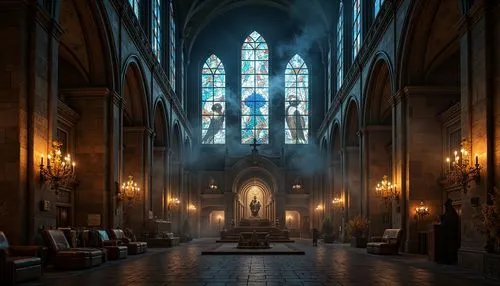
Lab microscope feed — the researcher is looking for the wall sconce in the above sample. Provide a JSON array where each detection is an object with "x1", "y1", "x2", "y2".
[
  {"x1": 119, "y1": 175, "x2": 141, "y2": 204},
  {"x1": 415, "y1": 201, "x2": 430, "y2": 220},
  {"x1": 187, "y1": 204, "x2": 197, "y2": 211},
  {"x1": 40, "y1": 141, "x2": 76, "y2": 192},
  {"x1": 315, "y1": 204, "x2": 324, "y2": 211},
  {"x1": 292, "y1": 177, "x2": 303, "y2": 191},
  {"x1": 375, "y1": 175, "x2": 399, "y2": 207},
  {"x1": 332, "y1": 197, "x2": 344, "y2": 211},
  {"x1": 208, "y1": 177, "x2": 218, "y2": 191},
  {"x1": 445, "y1": 140, "x2": 481, "y2": 194},
  {"x1": 167, "y1": 197, "x2": 180, "y2": 209}
]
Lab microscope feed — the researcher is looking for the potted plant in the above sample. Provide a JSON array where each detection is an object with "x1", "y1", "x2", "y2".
[
  {"x1": 479, "y1": 187, "x2": 500, "y2": 253},
  {"x1": 347, "y1": 215, "x2": 369, "y2": 248},
  {"x1": 321, "y1": 217, "x2": 335, "y2": 243}
]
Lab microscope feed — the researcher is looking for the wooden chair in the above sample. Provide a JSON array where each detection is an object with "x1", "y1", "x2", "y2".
[{"x1": 366, "y1": 229, "x2": 402, "y2": 255}]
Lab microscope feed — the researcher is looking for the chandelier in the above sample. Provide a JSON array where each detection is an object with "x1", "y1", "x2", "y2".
[
  {"x1": 415, "y1": 201, "x2": 430, "y2": 219},
  {"x1": 119, "y1": 175, "x2": 140, "y2": 203},
  {"x1": 292, "y1": 177, "x2": 302, "y2": 191},
  {"x1": 168, "y1": 197, "x2": 180, "y2": 209},
  {"x1": 208, "y1": 177, "x2": 218, "y2": 191},
  {"x1": 444, "y1": 140, "x2": 480, "y2": 194},
  {"x1": 375, "y1": 175, "x2": 398, "y2": 207},
  {"x1": 40, "y1": 141, "x2": 76, "y2": 192}
]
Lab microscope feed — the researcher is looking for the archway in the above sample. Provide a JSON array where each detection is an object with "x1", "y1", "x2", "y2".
[
  {"x1": 329, "y1": 123, "x2": 344, "y2": 239},
  {"x1": 122, "y1": 60, "x2": 150, "y2": 232},
  {"x1": 239, "y1": 178, "x2": 273, "y2": 219},
  {"x1": 398, "y1": 0, "x2": 462, "y2": 252},
  {"x1": 285, "y1": 210, "x2": 301, "y2": 237},
  {"x1": 152, "y1": 101, "x2": 169, "y2": 220},
  {"x1": 363, "y1": 56, "x2": 394, "y2": 235},
  {"x1": 344, "y1": 100, "x2": 361, "y2": 220},
  {"x1": 56, "y1": 0, "x2": 117, "y2": 229}
]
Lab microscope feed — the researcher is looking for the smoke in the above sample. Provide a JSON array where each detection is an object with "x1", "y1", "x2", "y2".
[{"x1": 276, "y1": 0, "x2": 328, "y2": 59}]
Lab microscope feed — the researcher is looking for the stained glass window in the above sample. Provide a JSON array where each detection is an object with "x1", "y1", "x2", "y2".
[
  {"x1": 374, "y1": 0, "x2": 384, "y2": 17},
  {"x1": 169, "y1": 1, "x2": 176, "y2": 92},
  {"x1": 336, "y1": 1, "x2": 344, "y2": 91},
  {"x1": 352, "y1": 0, "x2": 362, "y2": 60},
  {"x1": 129, "y1": 0, "x2": 140, "y2": 18},
  {"x1": 241, "y1": 31, "x2": 269, "y2": 144},
  {"x1": 201, "y1": 55, "x2": 226, "y2": 144},
  {"x1": 285, "y1": 55, "x2": 309, "y2": 144},
  {"x1": 151, "y1": 0, "x2": 161, "y2": 62}
]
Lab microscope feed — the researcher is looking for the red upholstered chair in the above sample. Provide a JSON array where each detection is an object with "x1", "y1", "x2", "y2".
[
  {"x1": 108, "y1": 229, "x2": 147, "y2": 255},
  {"x1": 42, "y1": 229, "x2": 104, "y2": 269},
  {"x1": 91, "y1": 230, "x2": 128, "y2": 260},
  {"x1": 0, "y1": 231, "x2": 43, "y2": 285}
]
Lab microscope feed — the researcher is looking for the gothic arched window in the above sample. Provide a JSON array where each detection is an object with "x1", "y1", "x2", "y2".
[
  {"x1": 241, "y1": 31, "x2": 269, "y2": 144},
  {"x1": 151, "y1": 0, "x2": 161, "y2": 62},
  {"x1": 374, "y1": 0, "x2": 384, "y2": 17},
  {"x1": 352, "y1": 0, "x2": 362, "y2": 59},
  {"x1": 129, "y1": 0, "x2": 140, "y2": 18},
  {"x1": 285, "y1": 55, "x2": 309, "y2": 144},
  {"x1": 336, "y1": 1, "x2": 344, "y2": 91},
  {"x1": 201, "y1": 55, "x2": 226, "y2": 144},
  {"x1": 169, "y1": 1, "x2": 176, "y2": 92}
]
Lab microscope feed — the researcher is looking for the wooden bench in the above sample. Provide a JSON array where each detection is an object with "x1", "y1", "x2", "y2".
[{"x1": 366, "y1": 229, "x2": 402, "y2": 255}]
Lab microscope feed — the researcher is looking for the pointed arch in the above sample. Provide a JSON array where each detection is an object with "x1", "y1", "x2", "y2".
[
  {"x1": 343, "y1": 99, "x2": 360, "y2": 147},
  {"x1": 330, "y1": 121, "x2": 341, "y2": 162},
  {"x1": 122, "y1": 57, "x2": 150, "y2": 127},
  {"x1": 241, "y1": 31, "x2": 269, "y2": 144},
  {"x1": 285, "y1": 54, "x2": 309, "y2": 144},
  {"x1": 201, "y1": 54, "x2": 226, "y2": 144},
  {"x1": 153, "y1": 99, "x2": 168, "y2": 147}
]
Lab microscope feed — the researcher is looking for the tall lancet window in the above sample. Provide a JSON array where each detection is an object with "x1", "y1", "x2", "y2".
[
  {"x1": 336, "y1": 1, "x2": 344, "y2": 91},
  {"x1": 374, "y1": 0, "x2": 384, "y2": 17},
  {"x1": 169, "y1": 1, "x2": 176, "y2": 92},
  {"x1": 241, "y1": 31, "x2": 269, "y2": 144},
  {"x1": 129, "y1": 0, "x2": 140, "y2": 18},
  {"x1": 151, "y1": 0, "x2": 161, "y2": 62},
  {"x1": 285, "y1": 55, "x2": 309, "y2": 144},
  {"x1": 352, "y1": 0, "x2": 362, "y2": 59},
  {"x1": 201, "y1": 55, "x2": 226, "y2": 144}
]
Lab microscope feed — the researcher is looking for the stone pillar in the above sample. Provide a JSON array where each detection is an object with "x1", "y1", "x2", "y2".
[
  {"x1": 344, "y1": 147, "x2": 361, "y2": 219},
  {"x1": 122, "y1": 126, "x2": 152, "y2": 234},
  {"x1": 361, "y1": 126, "x2": 392, "y2": 236},
  {"x1": 63, "y1": 88, "x2": 121, "y2": 229},
  {"x1": 394, "y1": 87, "x2": 459, "y2": 253},
  {"x1": 0, "y1": 2, "x2": 61, "y2": 243},
  {"x1": 152, "y1": 146, "x2": 166, "y2": 219},
  {"x1": 456, "y1": 1, "x2": 496, "y2": 271}
]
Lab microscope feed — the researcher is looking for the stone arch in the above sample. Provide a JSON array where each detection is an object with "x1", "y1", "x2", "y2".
[
  {"x1": 343, "y1": 99, "x2": 360, "y2": 147},
  {"x1": 363, "y1": 52, "x2": 394, "y2": 126},
  {"x1": 171, "y1": 121, "x2": 183, "y2": 161},
  {"x1": 122, "y1": 57, "x2": 150, "y2": 126},
  {"x1": 398, "y1": 0, "x2": 462, "y2": 87},
  {"x1": 153, "y1": 100, "x2": 168, "y2": 147},
  {"x1": 58, "y1": 0, "x2": 117, "y2": 88},
  {"x1": 239, "y1": 177, "x2": 273, "y2": 218}
]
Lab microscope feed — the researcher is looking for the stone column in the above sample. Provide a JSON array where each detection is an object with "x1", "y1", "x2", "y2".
[
  {"x1": 344, "y1": 147, "x2": 361, "y2": 219},
  {"x1": 361, "y1": 126, "x2": 392, "y2": 236},
  {"x1": 152, "y1": 146, "x2": 166, "y2": 219},
  {"x1": 456, "y1": 1, "x2": 496, "y2": 269},
  {"x1": 63, "y1": 88, "x2": 121, "y2": 229},
  {"x1": 122, "y1": 126, "x2": 152, "y2": 234},
  {"x1": 394, "y1": 87, "x2": 459, "y2": 253},
  {"x1": 0, "y1": 2, "x2": 62, "y2": 243}
]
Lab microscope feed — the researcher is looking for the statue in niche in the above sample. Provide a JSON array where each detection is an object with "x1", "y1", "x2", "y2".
[{"x1": 249, "y1": 196, "x2": 261, "y2": 217}]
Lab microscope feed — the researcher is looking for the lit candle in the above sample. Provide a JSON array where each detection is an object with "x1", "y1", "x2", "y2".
[
  {"x1": 47, "y1": 155, "x2": 51, "y2": 167},
  {"x1": 72, "y1": 162, "x2": 75, "y2": 174},
  {"x1": 41, "y1": 154, "x2": 44, "y2": 165},
  {"x1": 475, "y1": 154, "x2": 478, "y2": 165}
]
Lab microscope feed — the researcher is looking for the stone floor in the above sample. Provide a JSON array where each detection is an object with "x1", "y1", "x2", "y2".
[{"x1": 22, "y1": 238, "x2": 498, "y2": 286}]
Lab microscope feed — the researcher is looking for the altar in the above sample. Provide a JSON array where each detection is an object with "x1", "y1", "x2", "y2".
[{"x1": 218, "y1": 218, "x2": 293, "y2": 243}]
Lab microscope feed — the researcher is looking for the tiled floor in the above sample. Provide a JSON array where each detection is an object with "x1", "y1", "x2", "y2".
[{"x1": 23, "y1": 239, "x2": 498, "y2": 286}]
